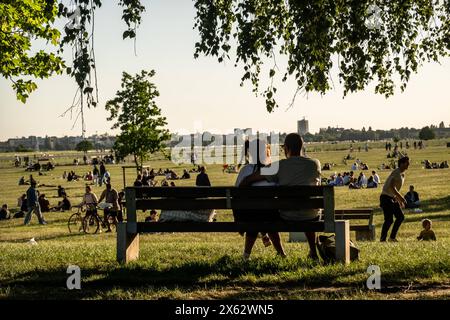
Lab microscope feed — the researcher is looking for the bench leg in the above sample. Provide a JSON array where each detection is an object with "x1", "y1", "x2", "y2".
[
  {"x1": 117, "y1": 223, "x2": 139, "y2": 264},
  {"x1": 335, "y1": 220, "x2": 350, "y2": 264},
  {"x1": 355, "y1": 226, "x2": 376, "y2": 241}
]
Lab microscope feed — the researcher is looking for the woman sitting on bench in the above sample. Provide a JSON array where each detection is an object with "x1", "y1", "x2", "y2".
[{"x1": 234, "y1": 139, "x2": 286, "y2": 260}]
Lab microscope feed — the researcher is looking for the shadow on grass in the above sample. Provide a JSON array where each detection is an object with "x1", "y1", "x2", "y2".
[
  {"x1": 2, "y1": 256, "x2": 355, "y2": 299},
  {"x1": 3, "y1": 255, "x2": 450, "y2": 299},
  {"x1": 418, "y1": 195, "x2": 450, "y2": 214}
]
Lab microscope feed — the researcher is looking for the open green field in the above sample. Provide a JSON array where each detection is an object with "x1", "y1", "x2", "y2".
[{"x1": 0, "y1": 142, "x2": 449, "y2": 299}]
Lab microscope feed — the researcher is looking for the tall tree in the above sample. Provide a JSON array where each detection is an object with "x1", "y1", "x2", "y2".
[
  {"x1": 419, "y1": 126, "x2": 436, "y2": 140},
  {"x1": 105, "y1": 70, "x2": 170, "y2": 172},
  {"x1": 75, "y1": 140, "x2": 93, "y2": 153}
]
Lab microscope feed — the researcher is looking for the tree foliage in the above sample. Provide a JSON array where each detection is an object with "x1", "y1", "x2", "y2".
[
  {"x1": 75, "y1": 139, "x2": 94, "y2": 152},
  {"x1": 0, "y1": 0, "x2": 64, "y2": 102},
  {"x1": 419, "y1": 126, "x2": 436, "y2": 140},
  {"x1": 302, "y1": 126, "x2": 442, "y2": 142},
  {"x1": 193, "y1": 0, "x2": 450, "y2": 111},
  {"x1": 105, "y1": 70, "x2": 170, "y2": 170},
  {"x1": 3, "y1": 0, "x2": 450, "y2": 116},
  {"x1": 1, "y1": 0, "x2": 145, "y2": 110}
]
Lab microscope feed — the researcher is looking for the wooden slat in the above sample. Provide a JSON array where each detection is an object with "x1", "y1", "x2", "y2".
[
  {"x1": 335, "y1": 209, "x2": 373, "y2": 214},
  {"x1": 230, "y1": 186, "x2": 325, "y2": 198},
  {"x1": 351, "y1": 225, "x2": 372, "y2": 231},
  {"x1": 136, "y1": 197, "x2": 324, "y2": 210},
  {"x1": 132, "y1": 187, "x2": 229, "y2": 198},
  {"x1": 137, "y1": 221, "x2": 325, "y2": 233},
  {"x1": 127, "y1": 186, "x2": 326, "y2": 199},
  {"x1": 334, "y1": 214, "x2": 372, "y2": 220}
]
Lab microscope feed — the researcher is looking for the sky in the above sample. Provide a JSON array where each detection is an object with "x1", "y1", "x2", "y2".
[{"x1": 1, "y1": 1, "x2": 449, "y2": 141}]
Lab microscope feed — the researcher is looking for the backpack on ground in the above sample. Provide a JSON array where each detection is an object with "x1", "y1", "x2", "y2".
[{"x1": 316, "y1": 234, "x2": 360, "y2": 263}]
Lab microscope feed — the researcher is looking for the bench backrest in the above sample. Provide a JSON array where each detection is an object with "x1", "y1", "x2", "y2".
[
  {"x1": 125, "y1": 186, "x2": 335, "y2": 232},
  {"x1": 334, "y1": 209, "x2": 373, "y2": 226}
]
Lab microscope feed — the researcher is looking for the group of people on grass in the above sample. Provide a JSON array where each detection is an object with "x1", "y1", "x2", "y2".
[
  {"x1": 424, "y1": 160, "x2": 449, "y2": 169},
  {"x1": 385, "y1": 140, "x2": 424, "y2": 151},
  {"x1": 326, "y1": 170, "x2": 381, "y2": 189},
  {"x1": 350, "y1": 159, "x2": 369, "y2": 171},
  {"x1": 132, "y1": 167, "x2": 208, "y2": 188}
]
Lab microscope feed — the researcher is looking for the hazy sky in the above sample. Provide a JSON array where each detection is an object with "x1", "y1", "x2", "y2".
[{"x1": 1, "y1": 1, "x2": 449, "y2": 141}]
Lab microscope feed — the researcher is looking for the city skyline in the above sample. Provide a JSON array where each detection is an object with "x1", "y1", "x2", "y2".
[{"x1": 1, "y1": 1, "x2": 449, "y2": 140}]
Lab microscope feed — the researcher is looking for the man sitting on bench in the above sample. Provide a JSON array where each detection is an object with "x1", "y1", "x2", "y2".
[{"x1": 241, "y1": 133, "x2": 322, "y2": 261}]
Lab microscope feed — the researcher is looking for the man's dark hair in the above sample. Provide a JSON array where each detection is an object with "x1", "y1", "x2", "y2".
[
  {"x1": 398, "y1": 156, "x2": 410, "y2": 166},
  {"x1": 284, "y1": 133, "x2": 303, "y2": 156}
]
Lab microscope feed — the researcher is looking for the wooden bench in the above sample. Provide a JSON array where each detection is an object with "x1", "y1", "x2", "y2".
[
  {"x1": 334, "y1": 209, "x2": 375, "y2": 241},
  {"x1": 117, "y1": 186, "x2": 351, "y2": 264}
]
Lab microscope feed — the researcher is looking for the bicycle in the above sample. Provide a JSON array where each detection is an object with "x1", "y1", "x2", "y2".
[
  {"x1": 68, "y1": 205, "x2": 85, "y2": 233},
  {"x1": 82, "y1": 204, "x2": 118, "y2": 234}
]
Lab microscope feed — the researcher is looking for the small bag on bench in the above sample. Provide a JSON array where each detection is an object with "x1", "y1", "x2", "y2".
[
  {"x1": 316, "y1": 234, "x2": 360, "y2": 263},
  {"x1": 159, "y1": 209, "x2": 216, "y2": 222}
]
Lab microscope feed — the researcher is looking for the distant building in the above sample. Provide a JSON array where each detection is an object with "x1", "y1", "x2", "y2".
[
  {"x1": 297, "y1": 118, "x2": 309, "y2": 136},
  {"x1": 1, "y1": 134, "x2": 116, "y2": 151},
  {"x1": 234, "y1": 128, "x2": 252, "y2": 136}
]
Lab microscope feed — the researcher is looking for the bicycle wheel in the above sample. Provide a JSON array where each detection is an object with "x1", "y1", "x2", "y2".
[
  {"x1": 83, "y1": 214, "x2": 100, "y2": 234},
  {"x1": 68, "y1": 213, "x2": 83, "y2": 233}
]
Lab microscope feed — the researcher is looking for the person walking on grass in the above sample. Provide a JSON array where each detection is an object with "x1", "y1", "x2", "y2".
[
  {"x1": 379, "y1": 156, "x2": 410, "y2": 242},
  {"x1": 99, "y1": 162, "x2": 106, "y2": 187},
  {"x1": 24, "y1": 181, "x2": 47, "y2": 225}
]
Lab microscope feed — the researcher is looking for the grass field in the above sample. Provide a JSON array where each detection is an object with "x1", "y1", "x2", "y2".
[{"x1": 0, "y1": 141, "x2": 449, "y2": 299}]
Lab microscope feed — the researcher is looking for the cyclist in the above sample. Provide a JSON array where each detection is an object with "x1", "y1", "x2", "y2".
[{"x1": 98, "y1": 183, "x2": 119, "y2": 232}]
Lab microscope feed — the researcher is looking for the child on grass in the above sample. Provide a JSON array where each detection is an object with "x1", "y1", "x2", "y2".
[{"x1": 417, "y1": 219, "x2": 436, "y2": 241}]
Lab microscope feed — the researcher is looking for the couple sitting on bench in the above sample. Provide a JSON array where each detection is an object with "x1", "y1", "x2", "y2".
[{"x1": 234, "y1": 133, "x2": 322, "y2": 261}]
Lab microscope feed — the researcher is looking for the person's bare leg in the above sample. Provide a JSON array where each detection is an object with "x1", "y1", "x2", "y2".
[
  {"x1": 244, "y1": 233, "x2": 258, "y2": 258},
  {"x1": 268, "y1": 232, "x2": 286, "y2": 257},
  {"x1": 305, "y1": 232, "x2": 318, "y2": 258}
]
